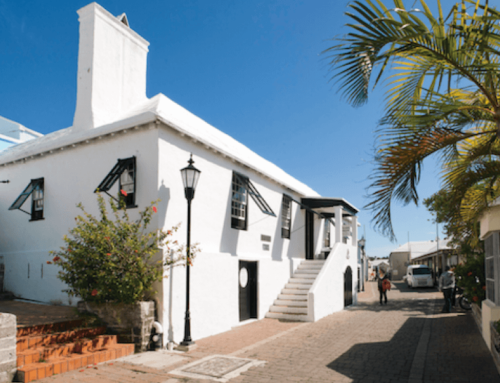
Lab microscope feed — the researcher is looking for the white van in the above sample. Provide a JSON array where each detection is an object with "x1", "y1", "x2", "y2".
[{"x1": 406, "y1": 265, "x2": 433, "y2": 288}]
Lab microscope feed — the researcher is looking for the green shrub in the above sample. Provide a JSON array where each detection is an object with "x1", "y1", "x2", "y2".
[
  {"x1": 454, "y1": 253, "x2": 486, "y2": 304},
  {"x1": 49, "y1": 192, "x2": 190, "y2": 304}
]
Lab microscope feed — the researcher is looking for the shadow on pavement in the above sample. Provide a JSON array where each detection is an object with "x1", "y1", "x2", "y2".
[
  {"x1": 327, "y1": 313, "x2": 500, "y2": 383},
  {"x1": 349, "y1": 299, "x2": 444, "y2": 317},
  {"x1": 327, "y1": 317, "x2": 424, "y2": 382},
  {"x1": 392, "y1": 281, "x2": 439, "y2": 294},
  {"x1": 327, "y1": 315, "x2": 500, "y2": 383}
]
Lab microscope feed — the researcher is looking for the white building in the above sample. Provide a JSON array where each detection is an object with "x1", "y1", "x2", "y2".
[
  {"x1": 0, "y1": 3, "x2": 360, "y2": 345},
  {"x1": 0, "y1": 116, "x2": 42, "y2": 152},
  {"x1": 389, "y1": 240, "x2": 453, "y2": 281}
]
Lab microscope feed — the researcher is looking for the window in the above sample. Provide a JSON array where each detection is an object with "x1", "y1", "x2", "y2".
[
  {"x1": 281, "y1": 194, "x2": 292, "y2": 239},
  {"x1": 324, "y1": 219, "x2": 331, "y2": 248},
  {"x1": 485, "y1": 233, "x2": 496, "y2": 304},
  {"x1": 233, "y1": 172, "x2": 275, "y2": 216},
  {"x1": 96, "y1": 156, "x2": 136, "y2": 208},
  {"x1": 231, "y1": 172, "x2": 276, "y2": 230},
  {"x1": 231, "y1": 173, "x2": 248, "y2": 230},
  {"x1": 9, "y1": 178, "x2": 44, "y2": 221}
]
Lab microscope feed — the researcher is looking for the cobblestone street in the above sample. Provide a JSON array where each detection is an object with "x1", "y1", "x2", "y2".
[{"x1": 34, "y1": 281, "x2": 500, "y2": 383}]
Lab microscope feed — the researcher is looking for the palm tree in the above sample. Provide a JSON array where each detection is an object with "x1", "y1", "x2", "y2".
[{"x1": 325, "y1": 0, "x2": 500, "y2": 240}]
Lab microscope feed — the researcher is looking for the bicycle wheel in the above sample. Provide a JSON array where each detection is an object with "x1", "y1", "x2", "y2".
[{"x1": 459, "y1": 296, "x2": 472, "y2": 311}]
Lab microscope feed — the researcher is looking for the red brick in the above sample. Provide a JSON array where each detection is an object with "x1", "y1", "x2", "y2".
[
  {"x1": 37, "y1": 366, "x2": 46, "y2": 380},
  {"x1": 53, "y1": 361, "x2": 61, "y2": 375}
]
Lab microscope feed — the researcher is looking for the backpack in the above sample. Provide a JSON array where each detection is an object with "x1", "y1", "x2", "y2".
[{"x1": 382, "y1": 279, "x2": 391, "y2": 292}]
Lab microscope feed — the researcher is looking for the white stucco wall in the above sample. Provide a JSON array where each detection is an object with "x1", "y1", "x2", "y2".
[
  {"x1": 155, "y1": 125, "x2": 308, "y2": 342},
  {"x1": 0, "y1": 127, "x2": 159, "y2": 304},
  {"x1": 0, "y1": 119, "x2": 360, "y2": 344},
  {"x1": 308, "y1": 242, "x2": 358, "y2": 321}
]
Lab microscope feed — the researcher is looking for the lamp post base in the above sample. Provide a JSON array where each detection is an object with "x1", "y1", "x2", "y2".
[{"x1": 175, "y1": 342, "x2": 197, "y2": 352}]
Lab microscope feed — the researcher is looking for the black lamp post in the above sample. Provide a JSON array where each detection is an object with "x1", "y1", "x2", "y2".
[
  {"x1": 358, "y1": 237, "x2": 366, "y2": 292},
  {"x1": 179, "y1": 154, "x2": 201, "y2": 347}
]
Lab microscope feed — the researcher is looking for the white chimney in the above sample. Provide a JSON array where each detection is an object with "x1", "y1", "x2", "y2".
[{"x1": 73, "y1": 3, "x2": 149, "y2": 130}]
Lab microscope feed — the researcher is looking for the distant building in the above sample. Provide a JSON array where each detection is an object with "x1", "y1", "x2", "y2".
[
  {"x1": 389, "y1": 240, "x2": 455, "y2": 282},
  {"x1": 0, "y1": 116, "x2": 42, "y2": 151}
]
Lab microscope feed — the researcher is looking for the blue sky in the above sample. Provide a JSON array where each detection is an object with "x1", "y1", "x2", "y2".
[{"x1": 0, "y1": 0, "x2": 447, "y2": 258}]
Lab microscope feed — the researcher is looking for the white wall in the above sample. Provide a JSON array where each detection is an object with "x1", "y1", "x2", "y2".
[
  {"x1": 0, "y1": 120, "x2": 360, "y2": 344},
  {"x1": 308, "y1": 242, "x2": 358, "y2": 321},
  {"x1": 0, "y1": 127, "x2": 159, "y2": 304},
  {"x1": 156, "y1": 125, "x2": 307, "y2": 342}
]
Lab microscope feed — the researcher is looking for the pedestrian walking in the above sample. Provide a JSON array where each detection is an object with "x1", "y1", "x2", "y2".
[
  {"x1": 377, "y1": 269, "x2": 390, "y2": 305},
  {"x1": 439, "y1": 265, "x2": 455, "y2": 313}
]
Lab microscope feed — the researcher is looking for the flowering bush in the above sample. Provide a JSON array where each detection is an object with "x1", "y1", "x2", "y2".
[
  {"x1": 49, "y1": 192, "x2": 193, "y2": 304},
  {"x1": 454, "y1": 253, "x2": 485, "y2": 304}
]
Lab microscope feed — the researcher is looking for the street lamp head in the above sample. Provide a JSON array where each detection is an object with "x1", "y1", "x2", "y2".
[
  {"x1": 358, "y1": 237, "x2": 366, "y2": 250},
  {"x1": 180, "y1": 154, "x2": 201, "y2": 200}
]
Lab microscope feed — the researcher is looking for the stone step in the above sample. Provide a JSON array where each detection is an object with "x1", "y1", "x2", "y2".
[
  {"x1": 281, "y1": 288, "x2": 308, "y2": 295},
  {"x1": 265, "y1": 312, "x2": 309, "y2": 321},
  {"x1": 285, "y1": 283, "x2": 312, "y2": 290},
  {"x1": 294, "y1": 269, "x2": 322, "y2": 275},
  {"x1": 278, "y1": 294, "x2": 307, "y2": 301},
  {"x1": 269, "y1": 306, "x2": 308, "y2": 315},
  {"x1": 288, "y1": 278, "x2": 315, "y2": 285},
  {"x1": 291, "y1": 273, "x2": 317, "y2": 279},
  {"x1": 298, "y1": 262, "x2": 324, "y2": 268},
  {"x1": 273, "y1": 299, "x2": 307, "y2": 307},
  {"x1": 300, "y1": 260, "x2": 325, "y2": 265}
]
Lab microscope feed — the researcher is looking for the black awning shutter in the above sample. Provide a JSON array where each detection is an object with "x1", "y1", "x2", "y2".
[
  {"x1": 234, "y1": 172, "x2": 276, "y2": 217},
  {"x1": 95, "y1": 157, "x2": 135, "y2": 193},
  {"x1": 9, "y1": 178, "x2": 43, "y2": 212}
]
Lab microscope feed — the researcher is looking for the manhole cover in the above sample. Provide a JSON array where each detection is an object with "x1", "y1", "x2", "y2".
[
  {"x1": 170, "y1": 355, "x2": 265, "y2": 382},
  {"x1": 184, "y1": 356, "x2": 250, "y2": 378}
]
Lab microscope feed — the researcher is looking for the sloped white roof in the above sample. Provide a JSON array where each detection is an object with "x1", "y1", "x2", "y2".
[
  {"x1": 0, "y1": 116, "x2": 43, "y2": 142},
  {"x1": 391, "y1": 239, "x2": 452, "y2": 260},
  {"x1": 0, "y1": 93, "x2": 320, "y2": 197},
  {"x1": 371, "y1": 259, "x2": 389, "y2": 267}
]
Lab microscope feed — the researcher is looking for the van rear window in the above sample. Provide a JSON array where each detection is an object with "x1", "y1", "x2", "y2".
[{"x1": 413, "y1": 268, "x2": 431, "y2": 275}]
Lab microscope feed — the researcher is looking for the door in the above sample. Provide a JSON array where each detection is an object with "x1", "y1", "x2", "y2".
[
  {"x1": 305, "y1": 211, "x2": 314, "y2": 260},
  {"x1": 344, "y1": 266, "x2": 353, "y2": 307},
  {"x1": 239, "y1": 261, "x2": 258, "y2": 321}
]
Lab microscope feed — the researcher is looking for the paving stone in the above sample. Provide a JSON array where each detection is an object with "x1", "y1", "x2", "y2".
[{"x1": 25, "y1": 281, "x2": 500, "y2": 382}]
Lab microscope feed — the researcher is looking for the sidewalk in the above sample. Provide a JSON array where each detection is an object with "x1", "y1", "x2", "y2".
[{"x1": 11, "y1": 282, "x2": 500, "y2": 382}]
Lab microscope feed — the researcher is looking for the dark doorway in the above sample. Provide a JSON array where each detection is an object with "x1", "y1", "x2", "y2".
[
  {"x1": 305, "y1": 211, "x2": 314, "y2": 260},
  {"x1": 357, "y1": 267, "x2": 361, "y2": 292},
  {"x1": 239, "y1": 261, "x2": 258, "y2": 321},
  {"x1": 344, "y1": 266, "x2": 353, "y2": 307}
]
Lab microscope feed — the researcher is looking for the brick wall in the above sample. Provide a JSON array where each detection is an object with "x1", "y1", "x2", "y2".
[{"x1": 0, "y1": 313, "x2": 16, "y2": 383}]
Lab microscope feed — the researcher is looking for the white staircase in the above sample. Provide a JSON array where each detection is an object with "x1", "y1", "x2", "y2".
[{"x1": 266, "y1": 260, "x2": 325, "y2": 321}]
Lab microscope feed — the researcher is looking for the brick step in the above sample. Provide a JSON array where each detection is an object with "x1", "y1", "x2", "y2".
[
  {"x1": 16, "y1": 319, "x2": 87, "y2": 338},
  {"x1": 17, "y1": 335, "x2": 118, "y2": 367},
  {"x1": 16, "y1": 343, "x2": 135, "y2": 383},
  {"x1": 17, "y1": 326, "x2": 107, "y2": 353}
]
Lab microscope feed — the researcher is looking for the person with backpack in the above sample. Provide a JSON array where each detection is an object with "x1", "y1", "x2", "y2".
[
  {"x1": 439, "y1": 265, "x2": 455, "y2": 313},
  {"x1": 377, "y1": 269, "x2": 391, "y2": 305}
]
